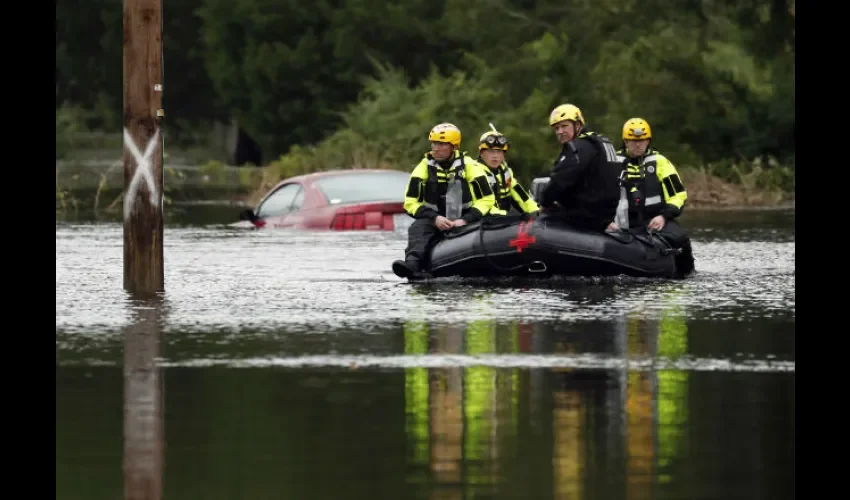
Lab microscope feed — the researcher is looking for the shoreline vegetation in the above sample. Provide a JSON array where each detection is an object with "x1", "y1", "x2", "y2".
[
  {"x1": 56, "y1": 151, "x2": 795, "y2": 217},
  {"x1": 58, "y1": 0, "x2": 794, "y2": 219}
]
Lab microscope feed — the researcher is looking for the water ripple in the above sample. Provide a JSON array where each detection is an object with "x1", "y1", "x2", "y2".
[
  {"x1": 56, "y1": 215, "x2": 795, "y2": 334},
  {"x1": 57, "y1": 353, "x2": 795, "y2": 373}
]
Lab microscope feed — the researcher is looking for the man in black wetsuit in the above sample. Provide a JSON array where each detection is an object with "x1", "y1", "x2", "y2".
[{"x1": 538, "y1": 103, "x2": 623, "y2": 232}]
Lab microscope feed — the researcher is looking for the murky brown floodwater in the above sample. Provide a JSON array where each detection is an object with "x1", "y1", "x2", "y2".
[{"x1": 56, "y1": 206, "x2": 794, "y2": 500}]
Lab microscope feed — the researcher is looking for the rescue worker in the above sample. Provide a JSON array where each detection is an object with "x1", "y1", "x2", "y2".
[
  {"x1": 477, "y1": 128, "x2": 539, "y2": 216},
  {"x1": 612, "y1": 118, "x2": 695, "y2": 276},
  {"x1": 392, "y1": 123, "x2": 499, "y2": 280},
  {"x1": 538, "y1": 104, "x2": 623, "y2": 232}
]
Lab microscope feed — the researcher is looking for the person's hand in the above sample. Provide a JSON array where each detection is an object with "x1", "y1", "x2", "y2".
[
  {"x1": 647, "y1": 215, "x2": 666, "y2": 232},
  {"x1": 451, "y1": 219, "x2": 468, "y2": 228},
  {"x1": 606, "y1": 221, "x2": 619, "y2": 232},
  {"x1": 541, "y1": 203, "x2": 561, "y2": 214},
  {"x1": 434, "y1": 216, "x2": 453, "y2": 231}
]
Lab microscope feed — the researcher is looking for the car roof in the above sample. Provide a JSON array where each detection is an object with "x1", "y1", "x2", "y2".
[{"x1": 268, "y1": 168, "x2": 408, "y2": 191}]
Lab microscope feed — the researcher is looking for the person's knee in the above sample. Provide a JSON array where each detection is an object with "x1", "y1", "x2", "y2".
[
  {"x1": 406, "y1": 219, "x2": 437, "y2": 248},
  {"x1": 675, "y1": 242, "x2": 695, "y2": 274},
  {"x1": 660, "y1": 221, "x2": 688, "y2": 246}
]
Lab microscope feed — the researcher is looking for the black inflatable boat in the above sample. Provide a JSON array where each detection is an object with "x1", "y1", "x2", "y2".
[
  {"x1": 409, "y1": 213, "x2": 688, "y2": 279},
  {"x1": 393, "y1": 176, "x2": 693, "y2": 280}
]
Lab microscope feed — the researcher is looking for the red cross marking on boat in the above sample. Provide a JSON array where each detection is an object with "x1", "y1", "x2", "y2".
[{"x1": 509, "y1": 220, "x2": 536, "y2": 253}]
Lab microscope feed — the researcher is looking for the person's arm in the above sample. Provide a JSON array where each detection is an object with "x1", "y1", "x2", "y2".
[
  {"x1": 507, "y1": 168, "x2": 540, "y2": 213},
  {"x1": 462, "y1": 159, "x2": 498, "y2": 222},
  {"x1": 654, "y1": 154, "x2": 687, "y2": 220},
  {"x1": 403, "y1": 159, "x2": 439, "y2": 220},
  {"x1": 540, "y1": 141, "x2": 590, "y2": 207}
]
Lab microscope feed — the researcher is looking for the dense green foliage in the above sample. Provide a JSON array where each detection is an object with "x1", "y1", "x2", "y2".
[{"x1": 56, "y1": 0, "x2": 794, "y2": 188}]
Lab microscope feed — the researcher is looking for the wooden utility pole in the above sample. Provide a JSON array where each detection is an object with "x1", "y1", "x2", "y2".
[{"x1": 123, "y1": 0, "x2": 164, "y2": 296}]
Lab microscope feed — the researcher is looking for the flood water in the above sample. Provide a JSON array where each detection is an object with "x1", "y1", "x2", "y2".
[{"x1": 56, "y1": 205, "x2": 795, "y2": 500}]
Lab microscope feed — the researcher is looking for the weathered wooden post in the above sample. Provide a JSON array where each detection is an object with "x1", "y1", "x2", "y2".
[{"x1": 124, "y1": 0, "x2": 164, "y2": 296}]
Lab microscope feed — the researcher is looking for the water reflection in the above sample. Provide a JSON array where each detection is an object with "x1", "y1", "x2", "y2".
[
  {"x1": 123, "y1": 294, "x2": 166, "y2": 500},
  {"x1": 405, "y1": 320, "x2": 521, "y2": 499},
  {"x1": 402, "y1": 289, "x2": 709, "y2": 499},
  {"x1": 56, "y1": 308, "x2": 792, "y2": 499}
]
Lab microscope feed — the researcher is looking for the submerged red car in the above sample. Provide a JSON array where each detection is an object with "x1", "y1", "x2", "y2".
[{"x1": 235, "y1": 168, "x2": 413, "y2": 231}]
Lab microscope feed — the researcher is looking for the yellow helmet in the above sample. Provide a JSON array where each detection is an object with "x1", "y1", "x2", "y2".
[
  {"x1": 428, "y1": 123, "x2": 462, "y2": 148},
  {"x1": 549, "y1": 104, "x2": 585, "y2": 127},
  {"x1": 623, "y1": 118, "x2": 652, "y2": 140},
  {"x1": 478, "y1": 131, "x2": 509, "y2": 151}
]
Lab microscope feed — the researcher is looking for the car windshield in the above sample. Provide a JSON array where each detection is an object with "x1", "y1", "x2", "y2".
[{"x1": 314, "y1": 171, "x2": 409, "y2": 205}]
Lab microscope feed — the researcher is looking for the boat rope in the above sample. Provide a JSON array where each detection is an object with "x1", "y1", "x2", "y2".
[{"x1": 478, "y1": 214, "x2": 534, "y2": 273}]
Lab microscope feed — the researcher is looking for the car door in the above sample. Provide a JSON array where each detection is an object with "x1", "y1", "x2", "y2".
[{"x1": 255, "y1": 183, "x2": 305, "y2": 227}]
